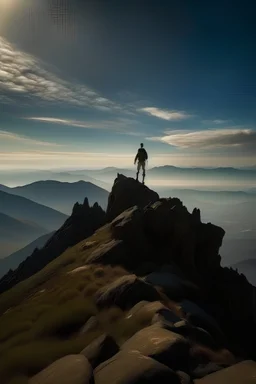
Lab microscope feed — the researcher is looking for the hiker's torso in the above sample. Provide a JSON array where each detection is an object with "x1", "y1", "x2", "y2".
[{"x1": 137, "y1": 148, "x2": 147, "y2": 162}]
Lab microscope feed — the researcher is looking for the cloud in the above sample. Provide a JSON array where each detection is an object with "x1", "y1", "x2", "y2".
[
  {"x1": 0, "y1": 36, "x2": 121, "y2": 111},
  {"x1": 0, "y1": 130, "x2": 61, "y2": 147},
  {"x1": 147, "y1": 128, "x2": 256, "y2": 150},
  {"x1": 202, "y1": 119, "x2": 230, "y2": 125},
  {"x1": 139, "y1": 107, "x2": 193, "y2": 121},
  {"x1": 1, "y1": 149, "x2": 255, "y2": 171},
  {"x1": 26, "y1": 117, "x2": 111, "y2": 130},
  {"x1": 0, "y1": 150, "x2": 135, "y2": 170},
  {"x1": 26, "y1": 116, "x2": 144, "y2": 136}
]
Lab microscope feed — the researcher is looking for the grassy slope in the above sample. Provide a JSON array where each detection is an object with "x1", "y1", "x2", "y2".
[{"x1": 0, "y1": 226, "x2": 157, "y2": 383}]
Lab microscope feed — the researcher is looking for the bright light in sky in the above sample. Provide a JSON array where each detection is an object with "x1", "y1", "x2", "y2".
[
  {"x1": 0, "y1": 0, "x2": 19, "y2": 10},
  {"x1": 0, "y1": 0, "x2": 25, "y2": 30}
]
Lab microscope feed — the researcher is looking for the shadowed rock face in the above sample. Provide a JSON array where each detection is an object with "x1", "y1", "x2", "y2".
[
  {"x1": 0, "y1": 199, "x2": 106, "y2": 294},
  {"x1": 106, "y1": 174, "x2": 159, "y2": 221},
  {"x1": 99, "y1": 175, "x2": 256, "y2": 360}
]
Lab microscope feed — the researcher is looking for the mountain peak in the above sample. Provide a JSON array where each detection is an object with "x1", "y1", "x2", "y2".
[{"x1": 106, "y1": 174, "x2": 159, "y2": 221}]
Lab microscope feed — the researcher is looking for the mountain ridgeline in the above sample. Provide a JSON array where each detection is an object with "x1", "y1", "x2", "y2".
[
  {"x1": 0, "y1": 180, "x2": 109, "y2": 214},
  {"x1": 0, "y1": 174, "x2": 256, "y2": 384},
  {"x1": 0, "y1": 174, "x2": 255, "y2": 365}
]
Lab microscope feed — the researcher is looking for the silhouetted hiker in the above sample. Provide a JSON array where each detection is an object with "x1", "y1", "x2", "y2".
[{"x1": 134, "y1": 143, "x2": 148, "y2": 184}]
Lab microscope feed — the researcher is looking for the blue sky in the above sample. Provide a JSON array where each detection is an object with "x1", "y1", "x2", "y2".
[{"x1": 0, "y1": 0, "x2": 256, "y2": 170}]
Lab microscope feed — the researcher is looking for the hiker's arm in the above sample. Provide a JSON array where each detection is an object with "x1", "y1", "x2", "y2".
[
  {"x1": 134, "y1": 153, "x2": 138, "y2": 164},
  {"x1": 145, "y1": 150, "x2": 148, "y2": 160}
]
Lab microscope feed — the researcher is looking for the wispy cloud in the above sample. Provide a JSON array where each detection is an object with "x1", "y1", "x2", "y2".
[
  {"x1": 1, "y1": 149, "x2": 255, "y2": 171},
  {"x1": 0, "y1": 130, "x2": 61, "y2": 147},
  {"x1": 202, "y1": 119, "x2": 230, "y2": 125},
  {"x1": 26, "y1": 117, "x2": 113, "y2": 130},
  {"x1": 0, "y1": 36, "x2": 121, "y2": 111},
  {"x1": 0, "y1": 150, "x2": 135, "y2": 170},
  {"x1": 26, "y1": 116, "x2": 144, "y2": 136},
  {"x1": 147, "y1": 128, "x2": 256, "y2": 150},
  {"x1": 139, "y1": 107, "x2": 193, "y2": 121}
]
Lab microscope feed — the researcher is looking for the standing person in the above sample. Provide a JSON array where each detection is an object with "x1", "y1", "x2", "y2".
[{"x1": 134, "y1": 143, "x2": 148, "y2": 184}]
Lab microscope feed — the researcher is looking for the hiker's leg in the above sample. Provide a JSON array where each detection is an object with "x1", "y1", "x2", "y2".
[
  {"x1": 136, "y1": 162, "x2": 141, "y2": 181},
  {"x1": 142, "y1": 162, "x2": 146, "y2": 184}
]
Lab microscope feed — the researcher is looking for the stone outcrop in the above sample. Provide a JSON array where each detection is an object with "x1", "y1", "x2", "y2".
[
  {"x1": 29, "y1": 355, "x2": 93, "y2": 384},
  {"x1": 94, "y1": 175, "x2": 256, "y2": 360},
  {"x1": 121, "y1": 324, "x2": 190, "y2": 372},
  {"x1": 94, "y1": 274, "x2": 161, "y2": 310},
  {"x1": 106, "y1": 174, "x2": 159, "y2": 221},
  {"x1": 81, "y1": 334, "x2": 119, "y2": 369},
  {"x1": 94, "y1": 350, "x2": 181, "y2": 384}
]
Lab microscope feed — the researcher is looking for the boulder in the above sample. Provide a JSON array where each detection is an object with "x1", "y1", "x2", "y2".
[
  {"x1": 171, "y1": 321, "x2": 217, "y2": 349},
  {"x1": 29, "y1": 355, "x2": 93, "y2": 384},
  {"x1": 86, "y1": 239, "x2": 125, "y2": 265},
  {"x1": 106, "y1": 174, "x2": 159, "y2": 222},
  {"x1": 79, "y1": 316, "x2": 99, "y2": 334},
  {"x1": 110, "y1": 206, "x2": 143, "y2": 240},
  {"x1": 125, "y1": 301, "x2": 166, "y2": 322},
  {"x1": 81, "y1": 334, "x2": 119, "y2": 369},
  {"x1": 95, "y1": 275, "x2": 161, "y2": 310},
  {"x1": 151, "y1": 309, "x2": 182, "y2": 327},
  {"x1": 110, "y1": 206, "x2": 150, "y2": 267},
  {"x1": 194, "y1": 360, "x2": 256, "y2": 383},
  {"x1": 121, "y1": 324, "x2": 190, "y2": 372},
  {"x1": 94, "y1": 350, "x2": 181, "y2": 384},
  {"x1": 192, "y1": 362, "x2": 224, "y2": 379}
]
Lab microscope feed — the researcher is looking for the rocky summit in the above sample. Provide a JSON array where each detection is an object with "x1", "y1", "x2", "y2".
[{"x1": 0, "y1": 174, "x2": 255, "y2": 384}]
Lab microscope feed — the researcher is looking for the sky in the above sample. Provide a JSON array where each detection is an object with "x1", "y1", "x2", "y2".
[{"x1": 0, "y1": 0, "x2": 256, "y2": 170}]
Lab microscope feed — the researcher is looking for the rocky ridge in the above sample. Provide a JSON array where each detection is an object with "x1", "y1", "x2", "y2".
[
  {"x1": 0, "y1": 198, "x2": 106, "y2": 294},
  {"x1": 2, "y1": 174, "x2": 256, "y2": 383}
]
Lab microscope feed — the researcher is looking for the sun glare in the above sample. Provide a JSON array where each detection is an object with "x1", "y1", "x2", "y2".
[
  {"x1": 0, "y1": 0, "x2": 17, "y2": 9},
  {"x1": 0, "y1": 0, "x2": 25, "y2": 31}
]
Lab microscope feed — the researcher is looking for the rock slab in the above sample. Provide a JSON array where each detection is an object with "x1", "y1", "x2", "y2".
[{"x1": 29, "y1": 354, "x2": 93, "y2": 384}]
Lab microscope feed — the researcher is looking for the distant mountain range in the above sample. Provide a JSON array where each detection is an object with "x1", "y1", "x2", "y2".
[
  {"x1": 156, "y1": 188, "x2": 256, "y2": 203},
  {"x1": 2, "y1": 166, "x2": 255, "y2": 189},
  {"x1": 68, "y1": 166, "x2": 256, "y2": 181},
  {"x1": 0, "y1": 212, "x2": 48, "y2": 259},
  {"x1": 0, "y1": 190, "x2": 67, "y2": 231},
  {"x1": 0, "y1": 231, "x2": 53, "y2": 278},
  {"x1": 0, "y1": 180, "x2": 109, "y2": 214}
]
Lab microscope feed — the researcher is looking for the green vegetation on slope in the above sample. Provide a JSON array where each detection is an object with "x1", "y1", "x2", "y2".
[{"x1": 0, "y1": 226, "x2": 154, "y2": 382}]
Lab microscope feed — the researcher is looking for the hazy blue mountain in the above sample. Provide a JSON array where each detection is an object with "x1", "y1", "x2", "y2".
[
  {"x1": 0, "y1": 213, "x2": 48, "y2": 259},
  {"x1": 155, "y1": 188, "x2": 256, "y2": 203},
  {"x1": 1, "y1": 180, "x2": 109, "y2": 214},
  {"x1": 149, "y1": 166, "x2": 256, "y2": 178},
  {"x1": 0, "y1": 170, "x2": 111, "y2": 190},
  {"x1": 0, "y1": 231, "x2": 54, "y2": 278},
  {"x1": 0, "y1": 190, "x2": 67, "y2": 231},
  {"x1": 1, "y1": 167, "x2": 255, "y2": 191}
]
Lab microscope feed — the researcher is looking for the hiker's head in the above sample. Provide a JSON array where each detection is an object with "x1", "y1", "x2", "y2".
[{"x1": 140, "y1": 143, "x2": 144, "y2": 148}]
